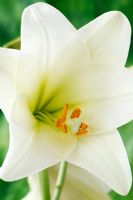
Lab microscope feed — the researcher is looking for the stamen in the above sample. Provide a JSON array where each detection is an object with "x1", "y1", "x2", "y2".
[
  {"x1": 34, "y1": 111, "x2": 54, "y2": 126},
  {"x1": 55, "y1": 104, "x2": 89, "y2": 136},
  {"x1": 80, "y1": 122, "x2": 88, "y2": 129},
  {"x1": 76, "y1": 122, "x2": 89, "y2": 136},
  {"x1": 59, "y1": 123, "x2": 68, "y2": 133},
  {"x1": 60, "y1": 104, "x2": 68, "y2": 121},
  {"x1": 55, "y1": 104, "x2": 68, "y2": 133},
  {"x1": 70, "y1": 108, "x2": 81, "y2": 119},
  {"x1": 76, "y1": 129, "x2": 88, "y2": 135}
]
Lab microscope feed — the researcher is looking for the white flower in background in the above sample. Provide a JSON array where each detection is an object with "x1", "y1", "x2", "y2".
[
  {"x1": 0, "y1": 2, "x2": 133, "y2": 195},
  {"x1": 22, "y1": 164, "x2": 111, "y2": 200}
]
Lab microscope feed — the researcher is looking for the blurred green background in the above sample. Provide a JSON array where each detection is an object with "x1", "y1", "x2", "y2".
[{"x1": 0, "y1": 0, "x2": 133, "y2": 199}]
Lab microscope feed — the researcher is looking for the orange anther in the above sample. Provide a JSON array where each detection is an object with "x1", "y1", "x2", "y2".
[
  {"x1": 60, "y1": 104, "x2": 68, "y2": 121},
  {"x1": 55, "y1": 119, "x2": 64, "y2": 128},
  {"x1": 76, "y1": 129, "x2": 88, "y2": 136},
  {"x1": 55, "y1": 104, "x2": 68, "y2": 133},
  {"x1": 80, "y1": 122, "x2": 88, "y2": 130},
  {"x1": 55, "y1": 119, "x2": 68, "y2": 133},
  {"x1": 60, "y1": 123, "x2": 68, "y2": 133},
  {"x1": 70, "y1": 108, "x2": 81, "y2": 119}
]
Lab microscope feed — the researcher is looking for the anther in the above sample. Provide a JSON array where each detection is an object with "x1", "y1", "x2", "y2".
[
  {"x1": 55, "y1": 104, "x2": 68, "y2": 133},
  {"x1": 70, "y1": 108, "x2": 81, "y2": 119},
  {"x1": 55, "y1": 104, "x2": 89, "y2": 136}
]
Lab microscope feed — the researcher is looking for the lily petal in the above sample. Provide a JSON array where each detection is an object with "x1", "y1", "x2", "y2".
[
  {"x1": 66, "y1": 130, "x2": 132, "y2": 195},
  {"x1": 18, "y1": 2, "x2": 76, "y2": 105},
  {"x1": 21, "y1": 2, "x2": 76, "y2": 61},
  {"x1": 0, "y1": 47, "x2": 19, "y2": 121},
  {"x1": 78, "y1": 11, "x2": 131, "y2": 67},
  {"x1": 82, "y1": 67, "x2": 133, "y2": 134},
  {"x1": 0, "y1": 93, "x2": 76, "y2": 181},
  {"x1": 23, "y1": 164, "x2": 111, "y2": 200},
  {"x1": 50, "y1": 164, "x2": 111, "y2": 200},
  {"x1": 64, "y1": 164, "x2": 111, "y2": 193},
  {"x1": 80, "y1": 66, "x2": 133, "y2": 135},
  {"x1": 22, "y1": 175, "x2": 42, "y2": 200},
  {"x1": 43, "y1": 39, "x2": 133, "y2": 133}
]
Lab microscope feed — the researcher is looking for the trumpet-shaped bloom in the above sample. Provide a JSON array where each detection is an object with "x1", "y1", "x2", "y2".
[
  {"x1": 0, "y1": 2, "x2": 133, "y2": 195},
  {"x1": 22, "y1": 164, "x2": 111, "y2": 200}
]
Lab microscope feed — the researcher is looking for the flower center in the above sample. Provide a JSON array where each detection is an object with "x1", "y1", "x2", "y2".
[{"x1": 55, "y1": 104, "x2": 89, "y2": 136}]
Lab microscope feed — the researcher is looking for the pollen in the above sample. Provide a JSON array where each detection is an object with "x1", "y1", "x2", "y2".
[
  {"x1": 55, "y1": 104, "x2": 68, "y2": 133},
  {"x1": 55, "y1": 104, "x2": 89, "y2": 136},
  {"x1": 70, "y1": 108, "x2": 81, "y2": 119},
  {"x1": 76, "y1": 122, "x2": 88, "y2": 135}
]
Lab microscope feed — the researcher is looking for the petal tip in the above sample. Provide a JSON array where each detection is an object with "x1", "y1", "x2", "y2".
[
  {"x1": 123, "y1": 174, "x2": 132, "y2": 196},
  {"x1": 111, "y1": 11, "x2": 131, "y2": 32},
  {"x1": 22, "y1": 2, "x2": 56, "y2": 15},
  {"x1": 103, "y1": 10, "x2": 131, "y2": 30},
  {"x1": 117, "y1": 168, "x2": 132, "y2": 196}
]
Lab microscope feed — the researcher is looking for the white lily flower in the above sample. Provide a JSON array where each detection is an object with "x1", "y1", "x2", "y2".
[
  {"x1": 0, "y1": 2, "x2": 133, "y2": 195},
  {"x1": 22, "y1": 164, "x2": 111, "y2": 200}
]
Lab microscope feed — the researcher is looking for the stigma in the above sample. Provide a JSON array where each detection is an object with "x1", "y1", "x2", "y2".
[{"x1": 55, "y1": 104, "x2": 88, "y2": 136}]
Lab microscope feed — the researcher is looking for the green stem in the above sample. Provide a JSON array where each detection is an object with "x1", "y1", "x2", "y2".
[
  {"x1": 3, "y1": 37, "x2": 20, "y2": 49},
  {"x1": 52, "y1": 161, "x2": 68, "y2": 200},
  {"x1": 39, "y1": 169, "x2": 51, "y2": 200}
]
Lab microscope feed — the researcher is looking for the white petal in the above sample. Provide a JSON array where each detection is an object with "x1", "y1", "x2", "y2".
[
  {"x1": 0, "y1": 93, "x2": 76, "y2": 181},
  {"x1": 18, "y1": 2, "x2": 76, "y2": 104},
  {"x1": 81, "y1": 67, "x2": 133, "y2": 134},
  {"x1": 16, "y1": 54, "x2": 45, "y2": 110},
  {"x1": 66, "y1": 130, "x2": 132, "y2": 195},
  {"x1": 42, "y1": 43, "x2": 133, "y2": 132},
  {"x1": 0, "y1": 47, "x2": 19, "y2": 121},
  {"x1": 22, "y1": 175, "x2": 42, "y2": 200},
  {"x1": 60, "y1": 171, "x2": 111, "y2": 200},
  {"x1": 49, "y1": 164, "x2": 111, "y2": 200},
  {"x1": 23, "y1": 164, "x2": 111, "y2": 200},
  {"x1": 78, "y1": 11, "x2": 131, "y2": 67},
  {"x1": 21, "y1": 2, "x2": 76, "y2": 61},
  {"x1": 34, "y1": 35, "x2": 91, "y2": 110},
  {"x1": 66, "y1": 164, "x2": 111, "y2": 193}
]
